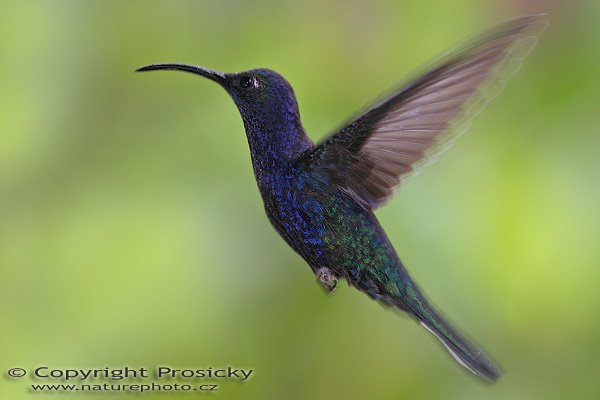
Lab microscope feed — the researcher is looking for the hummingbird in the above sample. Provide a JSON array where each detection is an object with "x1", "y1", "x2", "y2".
[{"x1": 137, "y1": 15, "x2": 546, "y2": 382}]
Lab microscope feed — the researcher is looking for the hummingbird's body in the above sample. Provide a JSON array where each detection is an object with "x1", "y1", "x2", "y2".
[
  {"x1": 137, "y1": 15, "x2": 546, "y2": 382},
  {"x1": 243, "y1": 86, "x2": 486, "y2": 376},
  {"x1": 235, "y1": 80, "x2": 408, "y2": 301}
]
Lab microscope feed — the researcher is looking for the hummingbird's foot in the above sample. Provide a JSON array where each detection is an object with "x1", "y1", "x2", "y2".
[{"x1": 316, "y1": 267, "x2": 338, "y2": 292}]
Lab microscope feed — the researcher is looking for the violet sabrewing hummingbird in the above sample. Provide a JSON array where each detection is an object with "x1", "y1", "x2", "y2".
[{"x1": 136, "y1": 15, "x2": 546, "y2": 382}]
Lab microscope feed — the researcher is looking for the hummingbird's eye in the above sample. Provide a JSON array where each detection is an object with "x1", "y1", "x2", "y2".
[{"x1": 239, "y1": 76, "x2": 255, "y2": 89}]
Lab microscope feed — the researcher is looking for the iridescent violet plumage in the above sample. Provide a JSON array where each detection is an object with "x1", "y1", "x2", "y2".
[{"x1": 136, "y1": 15, "x2": 547, "y2": 382}]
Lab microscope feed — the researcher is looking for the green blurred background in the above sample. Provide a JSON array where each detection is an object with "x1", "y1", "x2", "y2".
[{"x1": 1, "y1": 0, "x2": 599, "y2": 399}]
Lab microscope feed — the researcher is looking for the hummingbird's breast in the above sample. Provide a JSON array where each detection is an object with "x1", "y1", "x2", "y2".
[
  {"x1": 257, "y1": 166, "x2": 408, "y2": 291},
  {"x1": 258, "y1": 167, "x2": 328, "y2": 266}
]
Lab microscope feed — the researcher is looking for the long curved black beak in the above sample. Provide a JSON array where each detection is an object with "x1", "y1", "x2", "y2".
[{"x1": 135, "y1": 63, "x2": 227, "y2": 85}]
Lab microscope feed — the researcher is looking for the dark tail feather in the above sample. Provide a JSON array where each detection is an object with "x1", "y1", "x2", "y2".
[{"x1": 401, "y1": 291, "x2": 502, "y2": 382}]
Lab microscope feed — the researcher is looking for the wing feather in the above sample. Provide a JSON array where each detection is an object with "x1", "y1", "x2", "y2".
[{"x1": 300, "y1": 15, "x2": 547, "y2": 209}]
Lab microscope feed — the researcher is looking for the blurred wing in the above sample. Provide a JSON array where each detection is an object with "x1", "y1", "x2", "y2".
[{"x1": 302, "y1": 15, "x2": 547, "y2": 209}]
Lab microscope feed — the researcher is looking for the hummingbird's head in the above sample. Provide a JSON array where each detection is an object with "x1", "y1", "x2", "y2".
[{"x1": 136, "y1": 64, "x2": 302, "y2": 130}]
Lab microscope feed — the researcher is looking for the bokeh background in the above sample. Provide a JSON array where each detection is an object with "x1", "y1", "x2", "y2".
[{"x1": 1, "y1": 0, "x2": 599, "y2": 399}]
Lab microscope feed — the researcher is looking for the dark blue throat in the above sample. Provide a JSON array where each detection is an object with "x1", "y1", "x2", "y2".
[{"x1": 239, "y1": 107, "x2": 313, "y2": 187}]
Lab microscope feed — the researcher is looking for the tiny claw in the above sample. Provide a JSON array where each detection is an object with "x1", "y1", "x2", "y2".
[{"x1": 316, "y1": 267, "x2": 338, "y2": 292}]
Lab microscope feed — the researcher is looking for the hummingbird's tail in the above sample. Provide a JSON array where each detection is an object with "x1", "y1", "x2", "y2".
[{"x1": 399, "y1": 285, "x2": 502, "y2": 382}]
